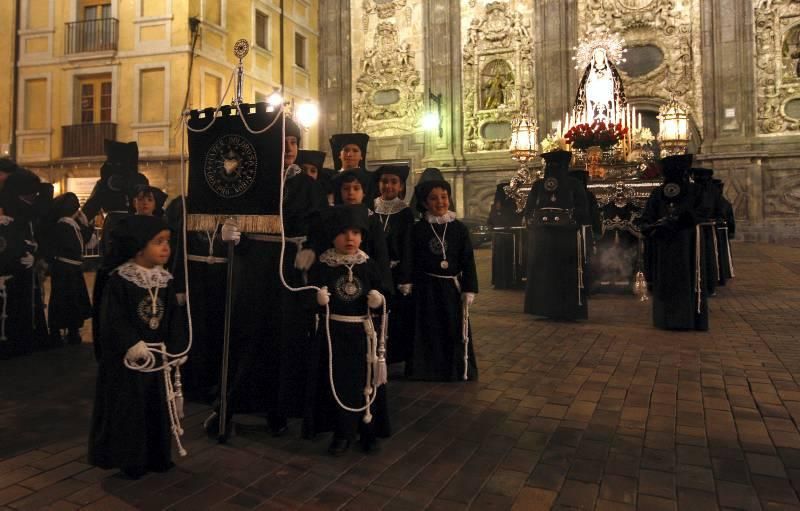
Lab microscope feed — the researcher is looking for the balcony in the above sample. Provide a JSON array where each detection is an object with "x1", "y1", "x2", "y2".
[
  {"x1": 65, "y1": 18, "x2": 118, "y2": 55},
  {"x1": 62, "y1": 123, "x2": 116, "y2": 158}
]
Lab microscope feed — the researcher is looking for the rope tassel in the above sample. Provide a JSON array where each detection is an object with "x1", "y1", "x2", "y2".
[
  {"x1": 462, "y1": 302, "x2": 471, "y2": 381},
  {"x1": 577, "y1": 230, "x2": 585, "y2": 306}
]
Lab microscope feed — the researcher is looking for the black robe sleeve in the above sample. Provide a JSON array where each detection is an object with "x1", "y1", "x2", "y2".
[
  {"x1": 96, "y1": 275, "x2": 141, "y2": 362},
  {"x1": 366, "y1": 215, "x2": 394, "y2": 294},
  {"x1": 166, "y1": 282, "x2": 188, "y2": 353},
  {"x1": 393, "y1": 208, "x2": 414, "y2": 286}
]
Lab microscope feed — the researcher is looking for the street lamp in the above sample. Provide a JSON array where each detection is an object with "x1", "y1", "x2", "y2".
[
  {"x1": 295, "y1": 100, "x2": 320, "y2": 130},
  {"x1": 267, "y1": 89, "x2": 284, "y2": 112},
  {"x1": 504, "y1": 100, "x2": 539, "y2": 212},
  {"x1": 657, "y1": 96, "x2": 690, "y2": 158},
  {"x1": 424, "y1": 90, "x2": 443, "y2": 137}
]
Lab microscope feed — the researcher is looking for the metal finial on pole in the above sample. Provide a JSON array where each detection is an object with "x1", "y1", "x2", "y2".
[{"x1": 232, "y1": 39, "x2": 250, "y2": 106}]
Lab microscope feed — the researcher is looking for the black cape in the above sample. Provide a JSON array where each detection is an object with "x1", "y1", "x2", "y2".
[{"x1": 47, "y1": 219, "x2": 92, "y2": 330}]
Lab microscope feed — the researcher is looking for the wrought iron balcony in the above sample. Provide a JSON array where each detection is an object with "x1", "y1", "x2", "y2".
[
  {"x1": 65, "y1": 18, "x2": 118, "y2": 55},
  {"x1": 62, "y1": 123, "x2": 116, "y2": 158}
]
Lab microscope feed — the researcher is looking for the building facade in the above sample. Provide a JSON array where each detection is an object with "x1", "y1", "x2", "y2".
[
  {"x1": 320, "y1": 0, "x2": 800, "y2": 242},
  {"x1": 6, "y1": 0, "x2": 320, "y2": 201}
]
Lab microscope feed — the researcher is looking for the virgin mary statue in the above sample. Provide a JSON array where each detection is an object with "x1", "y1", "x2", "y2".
[{"x1": 574, "y1": 45, "x2": 627, "y2": 123}]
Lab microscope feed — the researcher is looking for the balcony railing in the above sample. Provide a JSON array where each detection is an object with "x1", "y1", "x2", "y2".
[
  {"x1": 62, "y1": 123, "x2": 116, "y2": 158},
  {"x1": 65, "y1": 18, "x2": 118, "y2": 55}
]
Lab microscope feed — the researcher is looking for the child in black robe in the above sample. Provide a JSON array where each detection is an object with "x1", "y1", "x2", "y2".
[
  {"x1": 406, "y1": 180, "x2": 479, "y2": 382},
  {"x1": 372, "y1": 165, "x2": 414, "y2": 364},
  {"x1": 45, "y1": 193, "x2": 92, "y2": 346},
  {"x1": 304, "y1": 205, "x2": 391, "y2": 455},
  {"x1": 89, "y1": 215, "x2": 186, "y2": 478}
]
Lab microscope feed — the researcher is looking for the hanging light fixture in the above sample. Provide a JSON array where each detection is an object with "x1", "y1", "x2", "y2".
[
  {"x1": 657, "y1": 96, "x2": 691, "y2": 158},
  {"x1": 504, "y1": 101, "x2": 539, "y2": 212}
]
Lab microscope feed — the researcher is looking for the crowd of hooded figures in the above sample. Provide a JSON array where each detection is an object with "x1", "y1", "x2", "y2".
[
  {"x1": 519, "y1": 150, "x2": 736, "y2": 332},
  {"x1": 0, "y1": 121, "x2": 480, "y2": 478},
  {"x1": 0, "y1": 122, "x2": 734, "y2": 478}
]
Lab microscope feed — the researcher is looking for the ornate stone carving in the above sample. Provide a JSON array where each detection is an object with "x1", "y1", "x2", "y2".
[
  {"x1": 362, "y1": 0, "x2": 408, "y2": 30},
  {"x1": 766, "y1": 170, "x2": 800, "y2": 215},
  {"x1": 578, "y1": 0, "x2": 702, "y2": 129},
  {"x1": 352, "y1": 21, "x2": 422, "y2": 136},
  {"x1": 462, "y1": 2, "x2": 535, "y2": 153},
  {"x1": 754, "y1": 0, "x2": 800, "y2": 134}
]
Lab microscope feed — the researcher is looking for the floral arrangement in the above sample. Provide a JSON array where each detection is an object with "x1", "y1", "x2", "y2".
[
  {"x1": 564, "y1": 121, "x2": 628, "y2": 150},
  {"x1": 540, "y1": 133, "x2": 568, "y2": 154},
  {"x1": 631, "y1": 127, "x2": 654, "y2": 146}
]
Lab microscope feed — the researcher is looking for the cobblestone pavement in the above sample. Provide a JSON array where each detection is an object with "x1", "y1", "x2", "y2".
[{"x1": 2, "y1": 242, "x2": 800, "y2": 510}]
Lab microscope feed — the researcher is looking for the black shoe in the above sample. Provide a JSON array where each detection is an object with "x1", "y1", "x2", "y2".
[
  {"x1": 359, "y1": 436, "x2": 381, "y2": 454},
  {"x1": 327, "y1": 438, "x2": 350, "y2": 457}
]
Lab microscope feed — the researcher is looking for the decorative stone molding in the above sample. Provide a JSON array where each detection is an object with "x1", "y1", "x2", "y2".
[
  {"x1": 765, "y1": 170, "x2": 800, "y2": 215},
  {"x1": 754, "y1": 0, "x2": 800, "y2": 134},
  {"x1": 462, "y1": 2, "x2": 535, "y2": 153},
  {"x1": 352, "y1": 12, "x2": 423, "y2": 136},
  {"x1": 578, "y1": 0, "x2": 703, "y2": 129}
]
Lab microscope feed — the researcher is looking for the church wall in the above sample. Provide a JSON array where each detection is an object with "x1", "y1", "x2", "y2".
[{"x1": 320, "y1": 0, "x2": 800, "y2": 239}]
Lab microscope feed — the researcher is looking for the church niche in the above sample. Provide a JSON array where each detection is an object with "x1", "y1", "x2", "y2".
[{"x1": 462, "y1": 2, "x2": 534, "y2": 153}]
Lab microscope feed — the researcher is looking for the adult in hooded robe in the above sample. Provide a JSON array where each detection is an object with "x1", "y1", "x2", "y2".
[
  {"x1": 641, "y1": 154, "x2": 708, "y2": 331},
  {"x1": 488, "y1": 183, "x2": 523, "y2": 289},
  {"x1": 569, "y1": 169, "x2": 602, "y2": 294},
  {"x1": 43, "y1": 193, "x2": 93, "y2": 346},
  {"x1": 691, "y1": 168, "x2": 722, "y2": 297},
  {"x1": 0, "y1": 168, "x2": 52, "y2": 355},
  {"x1": 523, "y1": 150, "x2": 590, "y2": 320},
  {"x1": 713, "y1": 178, "x2": 735, "y2": 285}
]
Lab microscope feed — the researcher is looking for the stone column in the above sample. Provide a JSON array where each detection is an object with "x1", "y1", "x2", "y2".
[{"x1": 318, "y1": 0, "x2": 352, "y2": 153}]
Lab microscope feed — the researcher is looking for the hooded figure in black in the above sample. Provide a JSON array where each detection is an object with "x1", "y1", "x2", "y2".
[
  {"x1": 89, "y1": 215, "x2": 185, "y2": 478},
  {"x1": 523, "y1": 150, "x2": 590, "y2": 320},
  {"x1": 691, "y1": 168, "x2": 722, "y2": 296},
  {"x1": 594, "y1": 183, "x2": 642, "y2": 290},
  {"x1": 303, "y1": 205, "x2": 391, "y2": 455},
  {"x1": 44, "y1": 193, "x2": 93, "y2": 346},
  {"x1": 0, "y1": 168, "x2": 53, "y2": 356},
  {"x1": 641, "y1": 154, "x2": 708, "y2": 331},
  {"x1": 330, "y1": 133, "x2": 377, "y2": 204},
  {"x1": 569, "y1": 169, "x2": 602, "y2": 293},
  {"x1": 713, "y1": 178, "x2": 735, "y2": 285},
  {"x1": 488, "y1": 183, "x2": 523, "y2": 289},
  {"x1": 406, "y1": 180, "x2": 479, "y2": 382},
  {"x1": 373, "y1": 164, "x2": 414, "y2": 364}
]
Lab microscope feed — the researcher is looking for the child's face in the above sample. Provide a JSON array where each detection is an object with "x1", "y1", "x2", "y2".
[
  {"x1": 340, "y1": 144, "x2": 362, "y2": 170},
  {"x1": 379, "y1": 174, "x2": 404, "y2": 201},
  {"x1": 136, "y1": 230, "x2": 171, "y2": 267},
  {"x1": 341, "y1": 180, "x2": 365, "y2": 205},
  {"x1": 284, "y1": 136, "x2": 299, "y2": 167},
  {"x1": 133, "y1": 192, "x2": 156, "y2": 216},
  {"x1": 333, "y1": 228, "x2": 362, "y2": 255},
  {"x1": 425, "y1": 187, "x2": 450, "y2": 217},
  {"x1": 301, "y1": 164, "x2": 318, "y2": 180}
]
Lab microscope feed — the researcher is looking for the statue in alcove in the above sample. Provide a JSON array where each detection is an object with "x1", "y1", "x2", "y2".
[
  {"x1": 574, "y1": 46, "x2": 627, "y2": 123},
  {"x1": 481, "y1": 61, "x2": 513, "y2": 110},
  {"x1": 783, "y1": 27, "x2": 800, "y2": 78}
]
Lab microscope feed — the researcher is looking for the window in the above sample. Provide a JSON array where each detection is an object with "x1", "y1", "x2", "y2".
[
  {"x1": 255, "y1": 11, "x2": 269, "y2": 49},
  {"x1": 295, "y1": 33, "x2": 307, "y2": 70},
  {"x1": 80, "y1": 0, "x2": 111, "y2": 20},
  {"x1": 78, "y1": 75, "x2": 112, "y2": 124}
]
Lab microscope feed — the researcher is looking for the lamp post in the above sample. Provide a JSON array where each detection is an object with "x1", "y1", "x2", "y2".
[
  {"x1": 423, "y1": 90, "x2": 443, "y2": 137},
  {"x1": 657, "y1": 96, "x2": 690, "y2": 158},
  {"x1": 504, "y1": 101, "x2": 539, "y2": 212}
]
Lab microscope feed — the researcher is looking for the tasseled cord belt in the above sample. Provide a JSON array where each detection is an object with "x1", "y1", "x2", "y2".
[
  {"x1": 424, "y1": 272, "x2": 472, "y2": 381},
  {"x1": 695, "y1": 225, "x2": 703, "y2": 314},
  {"x1": 327, "y1": 302, "x2": 388, "y2": 424},
  {"x1": 0, "y1": 275, "x2": 11, "y2": 342},
  {"x1": 124, "y1": 344, "x2": 188, "y2": 456}
]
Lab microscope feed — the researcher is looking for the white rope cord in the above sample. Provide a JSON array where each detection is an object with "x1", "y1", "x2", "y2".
[
  {"x1": 0, "y1": 276, "x2": 10, "y2": 341},
  {"x1": 695, "y1": 224, "x2": 702, "y2": 314},
  {"x1": 723, "y1": 227, "x2": 736, "y2": 278},
  {"x1": 711, "y1": 224, "x2": 720, "y2": 281},
  {"x1": 577, "y1": 230, "x2": 584, "y2": 307},
  {"x1": 462, "y1": 301, "x2": 470, "y2": 381}
]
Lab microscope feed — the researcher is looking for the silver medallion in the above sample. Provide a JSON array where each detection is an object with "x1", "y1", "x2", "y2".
[
  {"x1": 664, "y1": 183, "x2": 681, "y2": 198},
  {"x1": 149, "y1": 317, "x2": 160, "y2": 330},
  {"x1": 344, "y1": 281, "x2": 358, "y2": 296},
  {"x1": 440, "y1": 260, "x2": 449, "y2": 269},
  {"x1": 544, "y1": 177, "x2": 559, "y2": 192}
]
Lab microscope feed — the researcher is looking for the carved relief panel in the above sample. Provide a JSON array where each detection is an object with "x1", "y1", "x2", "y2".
[
  {"x1": 577, "y1": 0, "x2": 703, "y2": 129},
  {"x1": 754, "y1": 0, "x2": 800, "y2": 134},
  {"x1": 351, "y1": 0, "x2": 423, "y2": 136},
  {"x1": 462, "y1": 1, "x2": 535, "y2": 153}
]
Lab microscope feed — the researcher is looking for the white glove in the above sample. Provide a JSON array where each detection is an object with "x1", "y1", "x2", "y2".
[
  {"x1": 20, "y1": 253, "x2": 34, "y2": 269},
  {"x1": 294, "y1": 249, "x2": 316, "y2": 271},
  {"x1": 221, "y1": 218, "x2": 241, "y2": 245},
  {"x1": 462, "y1": 292, "x2": 475, "y2": 306},
  {"x1": 367, "y1": 289, "x2": 384, "y2": 309},
  {"x1": 125, "y1": 340, "x2": 150, "y2": 363},
  {"x1": 317, "y1": 286, "x2": 330, "y2": 306},
  {"x1": 397, "y1": 283, "x2": 412, "y2": 296},
  {"x1": 176, "y1": 293, "x2": 186, "y2": 306}
]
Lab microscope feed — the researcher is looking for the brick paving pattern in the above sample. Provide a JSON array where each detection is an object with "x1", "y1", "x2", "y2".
[{"x1": 1, "y1": 241, "x2": 800, "y2": 510}]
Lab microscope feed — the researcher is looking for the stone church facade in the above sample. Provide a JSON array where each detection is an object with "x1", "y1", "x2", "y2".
[{"x1": 319, "y1": 0, "x2": 800, "y2": 242}]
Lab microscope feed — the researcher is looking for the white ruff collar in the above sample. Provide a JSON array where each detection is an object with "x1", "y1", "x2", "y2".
[
  {"x1": 320, "y1": 249, "x2": 369, "y2": 267},
  {"x1": 284, "y1": 164, "x2": 302, "y2": 179},
  {"x1": 0, "y1": 216, "x2": 12, "y2": 226},
  {"x1": 425, "y1": 211, "x2": 457, "y2": 224},
  {"x1": 116, "y1": 262, "x2": 173, "y2": 289},
  {"x1": 374, "y1": 197, "x2": 408, "y2": 215}
]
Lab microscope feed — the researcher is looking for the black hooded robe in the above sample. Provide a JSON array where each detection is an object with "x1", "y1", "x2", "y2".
[
  {"x1": 88, "y1": 265, "x2": 186, "y2": 473},
  {"x1": 47, "y1": 218, "x2": 92, "y2": 331},
  {"x1": 406, "y1": 218, "x2": 479, "y2": 381},
  {"x1": 692, "y1": 178, "x2": 722, "y2": 296},
  {"x1": 0, "y1": 216, "x2": 27, "y2": 359}
]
